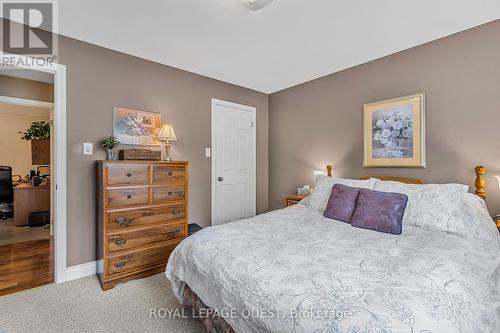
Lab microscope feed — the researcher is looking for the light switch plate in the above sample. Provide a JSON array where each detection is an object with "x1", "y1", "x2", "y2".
[
  {"x1": 83, "y1": 142, "x2": 93, "y2": 155},
  {"x1": 205, "y1": 148, "x2": 211, "y2": 157}
]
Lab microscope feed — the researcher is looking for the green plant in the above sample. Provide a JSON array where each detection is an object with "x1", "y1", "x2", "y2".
[
  {"x1": 19, "y1": 121, "x2": 50, "y2": 140},
  {"x1": 99, "y1": 136, "x2": 120, "y2": 150}
]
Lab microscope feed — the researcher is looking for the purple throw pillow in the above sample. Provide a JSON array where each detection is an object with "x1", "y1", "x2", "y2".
[
  {"x1": 351, "y1": 189, "x2": 408, "y2": 235},
  {"x1": 324, "y1": 184, "x2": 362, "y2": 223}
]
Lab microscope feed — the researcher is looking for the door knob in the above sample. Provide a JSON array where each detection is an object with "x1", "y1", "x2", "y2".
[{"x1": 218, "y1": 177, "x2": 223, "y2": 182}]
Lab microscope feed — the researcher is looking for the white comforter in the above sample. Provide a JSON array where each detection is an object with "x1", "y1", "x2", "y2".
[{"x1": 166, "y1": 202, "x2": 500, "y2": 333}]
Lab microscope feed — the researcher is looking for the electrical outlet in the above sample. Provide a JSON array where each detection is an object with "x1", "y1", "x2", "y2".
[
  {"x1": 205, "y1": 148, "x2": 211, "y2": 157},
  {"x1": 83, "y1": 142, "x2": 93, "y2": 155}
]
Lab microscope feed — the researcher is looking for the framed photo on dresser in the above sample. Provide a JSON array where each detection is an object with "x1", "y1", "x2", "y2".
[{"x1": 363, "y1": 93, "x2": 426, "y2": 168}]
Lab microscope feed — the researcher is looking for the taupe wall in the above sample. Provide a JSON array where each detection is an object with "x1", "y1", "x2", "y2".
[
  {"x1": 0, "y1": 75, "x2": 53, "y2": 102},
  {"x1": 269, "y1": 20, "x2": 500, "y2": 215},
  {"x1": 0, "y1": 18, "x2": 269, "y2": 266},
  {"x1": 55, "y1": 37, "x2": 269, "y2": 266},
  {"x1": 2, "y1": 18, "x2": 498, "y2": 266}
]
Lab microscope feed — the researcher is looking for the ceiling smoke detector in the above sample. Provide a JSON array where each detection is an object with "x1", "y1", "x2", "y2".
[{"x1": 247, "y1": 0, "x2": 273, "y2": 11}]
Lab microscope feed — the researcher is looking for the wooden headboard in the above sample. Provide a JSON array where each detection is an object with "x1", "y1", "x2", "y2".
[
  {"x1": 359, "y1": 176, "x2": 423, "y2": 185},
  {"x1": 325, "y1": 165, "x2": 487, "y2": 200}
]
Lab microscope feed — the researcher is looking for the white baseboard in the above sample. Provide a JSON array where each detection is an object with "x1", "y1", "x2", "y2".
[{"x1": 65, "y1": 260, "x2": 103, "y2": 282}]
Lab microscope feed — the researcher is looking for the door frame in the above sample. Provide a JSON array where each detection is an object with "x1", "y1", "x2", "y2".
[
  {"x1": 211, "y1": 98, "x2": 257, "y2": 225},
  {"x1": 0, "y1": 51, "x2": 67, "y2": 283}
]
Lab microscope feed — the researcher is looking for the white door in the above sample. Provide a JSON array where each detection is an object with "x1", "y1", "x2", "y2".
[{"x1": 211, "y1": 99, "x2": 256, "y2": 225}]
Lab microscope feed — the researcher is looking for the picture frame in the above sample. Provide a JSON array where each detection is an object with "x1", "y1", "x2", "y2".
[
  {"x1": 37, "y1": 165, "x2": 51, "y2": 176},
  {"x1": 113, "y1": 107, "x2": 161, "y2": 146},
  {"x1": 363, "y1": 93, "x2": 426, "y2": 168}
]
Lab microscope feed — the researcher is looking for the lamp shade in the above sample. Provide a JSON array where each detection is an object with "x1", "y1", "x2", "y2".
[{"x1": 157, "y1": 123, "x2": 177, "y2": 141}]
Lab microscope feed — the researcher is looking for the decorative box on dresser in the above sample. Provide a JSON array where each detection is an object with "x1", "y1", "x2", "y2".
[{"x1": 97, "y1": 160, "x2": 188, "y2": 290}]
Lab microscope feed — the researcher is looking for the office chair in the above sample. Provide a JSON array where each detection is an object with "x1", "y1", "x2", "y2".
[{"x1": 0, "y1": 166, "x2": 13, "y2": 220}]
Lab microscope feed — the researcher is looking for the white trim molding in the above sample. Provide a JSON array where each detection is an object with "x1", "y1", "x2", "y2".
[
  {"x1": 0, "y1": 51, "x2": 68, "y2": 283},
  {"x1": 65, "y1": 260, "x2": 103, "y2": 282}
]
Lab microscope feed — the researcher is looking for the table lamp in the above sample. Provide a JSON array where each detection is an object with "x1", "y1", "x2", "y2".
[{"x1": 157, "y1": 123, "x2": 177, "y2": 161}]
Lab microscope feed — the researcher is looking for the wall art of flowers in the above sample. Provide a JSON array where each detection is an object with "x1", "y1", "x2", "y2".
[
  {"x1": 372, "y1": 106, "x2": 413, "y2": 159},
  {"x1": 363, "y1": 93, "x2": 426, "y2": 168}
]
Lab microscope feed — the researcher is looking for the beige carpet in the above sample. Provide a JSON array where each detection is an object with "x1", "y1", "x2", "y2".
[{"x1": 0, "y1": 274, "x2": 204, "y2": 333}]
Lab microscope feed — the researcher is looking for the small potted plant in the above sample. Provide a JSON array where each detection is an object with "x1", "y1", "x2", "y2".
[
  {"x1": 19, "y1": 121, "x2": 51, "y2": 165},
  {"x1": 99, "y1": 136, "x2": 120, "y2": 160}
]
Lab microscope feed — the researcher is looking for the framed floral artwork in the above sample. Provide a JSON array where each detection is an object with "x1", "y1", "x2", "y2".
[
  {"x1": 363, "y1": 93, "x2": 426, "y2": 168},
  {"x1": 113, "y1": 107, "x2": 161, "y2": 146}
]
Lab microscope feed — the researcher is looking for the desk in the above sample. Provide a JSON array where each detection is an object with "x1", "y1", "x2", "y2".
[{"x1": 13, "y1": 184, "x2": 50, "y2": 227}]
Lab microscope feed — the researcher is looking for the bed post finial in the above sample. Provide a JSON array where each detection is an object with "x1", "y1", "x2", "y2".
[
  {"x1": 326, "y1": 165, "x2": 332, "y2": 177},
  {"x1": 474, "y1": 166, "x2": 486, "y2": 200}
]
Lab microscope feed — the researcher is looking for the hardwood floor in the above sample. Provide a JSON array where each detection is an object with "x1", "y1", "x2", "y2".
[
  {"x1": 0, "y1": 238, "x2": 53, "y2": 296},
  {"x1": 0, "y1": 218, "x2": 53, "y2": 296},
  {"x1": 0, "y1": 218, "x2": 50, "y2": 246}
]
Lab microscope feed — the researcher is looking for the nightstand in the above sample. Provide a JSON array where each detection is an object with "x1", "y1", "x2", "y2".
[{"x1": 285, "y1": 194, "x2": 306, "y2": 207}]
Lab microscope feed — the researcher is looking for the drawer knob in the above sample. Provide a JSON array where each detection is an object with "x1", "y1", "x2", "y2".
[
  {"x1": 127, "y1": 194, "x2": 133, "y2": 199},
  {"x1": 114, "y1": 239, "x2": 127, "y2": 246},
  {"x1": 114, "y1": 261, "x2": 127, "y2": 269},
  {"x1": 168, "y1": 171, "x2": 173, "y2": 176},
  {"x1": 172, "y1": 208, "x2": 181, "y2": 217},
  {"x1": 126, "y1": 173, "x2": 132, "y2": 177},
  {"x1": 114, "y1": 256, "x2": 128, "y2": 269},
  {"x1": 115, "y1": 217, "x2": 128, "y2": 226},
  {"x1": 168, "y1": 228, "x2": 181, "y2": 237},
  {"x1": 168, "y1": 191, "x2": 173, "y2": 196}
]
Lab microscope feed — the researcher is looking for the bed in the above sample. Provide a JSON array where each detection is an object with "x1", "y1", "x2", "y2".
[{"x1": 166, "y1": 166, "x2": 500, "y2": 333}]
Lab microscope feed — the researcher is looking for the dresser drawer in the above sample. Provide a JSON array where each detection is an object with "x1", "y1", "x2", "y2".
[
  {"x1": 107, "y1": 186, "x2": 149, "y2": 208},
  {"x1": 107, "y1": 204, "x2": 186, "y2": 231},
  {"x1": 152, "y1": 185, "x2": 186, "y2": 203},
  {"x1": 107, "y1": 241, "x2": 181, "y2": 277},
  {"x1": 107, "y1": 222, "x2": 185, "y2": 253},
  {"x1": 153, "y1": 165, "x2": 186, "y2": 183},
  {"x1": 107, "y1": 165, "x2": 150, "y2": 185}
]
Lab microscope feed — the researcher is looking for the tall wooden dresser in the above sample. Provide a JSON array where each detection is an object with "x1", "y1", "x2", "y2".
[{"x1": 97, "y1": 161, "x2": 188, "y2": 290}]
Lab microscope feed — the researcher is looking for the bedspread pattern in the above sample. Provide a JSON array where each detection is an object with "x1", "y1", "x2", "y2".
[{"x1": 167, "y1": 205, "x2": 500, "y2": 333}]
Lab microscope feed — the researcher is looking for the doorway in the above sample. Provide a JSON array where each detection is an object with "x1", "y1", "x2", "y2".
[
  {"x1": 211, "y1": 98, "x2": 256, "y2": 225},
  {"x1": 0, "y1": 94, "x2": 54, "y2": 296},
  {"x1": 0, "y1": 52, "x2": 67, "y2": 295}
]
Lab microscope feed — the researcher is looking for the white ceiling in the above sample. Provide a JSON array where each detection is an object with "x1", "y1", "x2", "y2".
[{"x1": 57, "y1": 0, "x2": 500, "y2": 93}]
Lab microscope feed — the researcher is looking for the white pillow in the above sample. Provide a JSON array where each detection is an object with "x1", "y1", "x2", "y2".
[
  {"x1": 450, "y1": 193, "x2": 500, "y2": 240},
  {"x1": 373, "y1": 179, "x2": 469, "y2": 233},
  {"x1": 308, "y1": 175, "x2": 375, "y2": 212}
]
